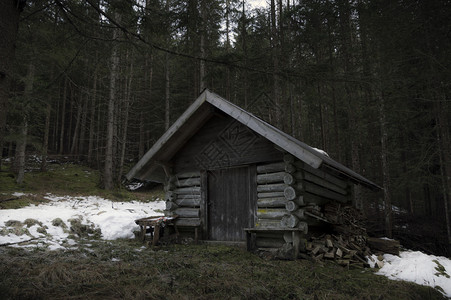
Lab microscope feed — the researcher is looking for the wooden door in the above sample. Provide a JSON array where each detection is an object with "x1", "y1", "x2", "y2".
[{"x1": 207, "y1": 166, "x2": 255, "y2": 241}]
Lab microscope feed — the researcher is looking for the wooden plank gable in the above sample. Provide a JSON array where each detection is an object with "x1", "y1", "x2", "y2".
[{"x1": 172, "y1": 112, "x2": 282, "y2": 173}]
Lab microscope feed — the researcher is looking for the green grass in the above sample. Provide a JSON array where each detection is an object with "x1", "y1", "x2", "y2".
[
  {"x1": 0, "y1": 159, "x2": 164, "y2": 208},
  {"x1": 0, "y1": 241, "x2": 445, "y2": 300}
]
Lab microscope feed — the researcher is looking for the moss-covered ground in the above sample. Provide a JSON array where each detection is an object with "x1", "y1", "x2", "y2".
[
  {"x1": 0, "y1": 157, "x2": 164, "y2": 209},
  {"x1": 0, "y1": 241, "x2": 445, "y2": 300}
]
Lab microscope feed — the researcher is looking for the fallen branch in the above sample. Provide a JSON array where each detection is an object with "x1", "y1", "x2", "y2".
[
  {"x1": 0, "y1": 197, "x2": 19, "y2": 203},
  {"x1": 0, "y1": 238, "x2": 39, "y2": 247}
]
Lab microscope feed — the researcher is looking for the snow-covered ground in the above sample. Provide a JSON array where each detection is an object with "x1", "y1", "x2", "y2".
[
  {"x1": 369, "y1": 251, "x2": 451, "y2": 298},
  {"x1": 1, "y1": 194, "x2": 450, "y2": 298},
  {"x1": 0, "y1": 193, "x2": 165, "y2": 250}
]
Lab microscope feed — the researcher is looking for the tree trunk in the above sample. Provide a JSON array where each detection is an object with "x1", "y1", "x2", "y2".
[
  {"x1": 165, "y1": 52, "x2": 170, "y2": 130},
  {"x1": 0, "y1": 1, "x2": 21, "y2": 170},
  {"x1": 199, "y1": 0, "x2": 206, "y2": 92},
  {"x1": 59, "y1": 77, "x2": 67, "y2": 154},
  {"x1": 14, "y1": 117, "x2": 28, "y2": 184},
  {"x1": 78, "y1": 88, "x2": 89, "y2": 158},
  {"x1": 68, "y1": 85, "x2": 74, "y2": 154},
  {"x1": 270, "y1": 0, "x2": 281, "y2": 128},
  {"x1": 14, "y1": 62, "x2": 35, "y2": 184},
  {"x1": 40, "y1": 102, "x2": 51, "y2": 171},
  {"x1": 435, "y1": 98, "x2": 451, "y2": 253},
  {"x1": 70, "y1": 92, "x2": 83, "y2": 156},
  {"x1": 118, "y1": 57, "x2": 133, "y2": 184},
  {"x1": 87, "y1": 59, "x2": 98, "y2": 166},
  {"x1": 241, "y1": 0, "x2": 248, "y2": 107},
  {"x1": 139, "y1": 52, "x2": 153, "y2": 158},
  {"x1": 104, "y1": 12, "x2": 121, "y2": 190},
  {"x1": 379, "y1": 90, "x2": 392, "y2": 238}
]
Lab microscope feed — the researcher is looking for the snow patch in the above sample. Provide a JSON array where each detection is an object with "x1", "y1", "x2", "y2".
[
  {"x1": 0, "y1": 194, "x2": 165, "y2": 249},
  {"x1": 312, "y1": 147, "x2": 329, "y2": 157},
  {"x1": 374, "y1": 250, "x2": 451, "y2": 298},
  {"x1": 12, "y1": 192, "x2": 27, "y2": 197}
]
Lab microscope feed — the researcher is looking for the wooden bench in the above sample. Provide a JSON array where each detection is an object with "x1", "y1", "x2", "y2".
[
  {"x1": 135, "y1": 215, "x2": 178, "y2": 247},
  {"x1": 244, "y1": 227, "x2": 307, "y2": 260}
]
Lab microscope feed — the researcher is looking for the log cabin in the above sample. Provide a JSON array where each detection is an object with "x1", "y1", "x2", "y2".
[{"x1": 126, "y1": 89, "x2": 381, "y2": 257}]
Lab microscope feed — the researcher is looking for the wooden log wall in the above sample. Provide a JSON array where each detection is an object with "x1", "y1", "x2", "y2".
[
  {"x1": 254, "y1": 154, "x2": 352, "y2": 249},
  {"x1": 164, "y1": 171, "x2": 201, "y2": 227},
  {"x1": 282, "y1": 154, "x2": 351, "y2": 229}
]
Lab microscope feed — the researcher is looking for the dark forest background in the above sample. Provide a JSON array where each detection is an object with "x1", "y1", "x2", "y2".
[{"x1": 0, "y1": 0, "x2": 450, "y2": 256}]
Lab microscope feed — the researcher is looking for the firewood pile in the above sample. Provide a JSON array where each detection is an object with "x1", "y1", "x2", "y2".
[
  {"x1": 305, "y1": 233, "x2": 371, "y2": 267},
  {"x1": 302, "y1": 202, "x2": 400, "y2": 267}
]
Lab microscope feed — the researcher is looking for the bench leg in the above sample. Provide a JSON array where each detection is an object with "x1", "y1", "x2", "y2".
[
  {"x1": 292, "y1": 231, "x2": 301, "y2": 260},
  {"x1": 140, "y1": 225, "x2": 145, "y2": 242},
  {"x1": 246, "y1": 232, "x2": 256, "y2": 251},
  {"x1": 152, "y1": 225, "x2": 160, "y2": 247}
]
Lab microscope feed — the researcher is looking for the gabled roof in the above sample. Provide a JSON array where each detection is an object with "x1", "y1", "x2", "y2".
[{"x1": 126, "y1": 89, "x2": 381, "y2": 190}]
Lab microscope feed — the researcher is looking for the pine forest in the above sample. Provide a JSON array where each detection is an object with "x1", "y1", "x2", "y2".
[{"x1": 1, "y1": 0, "x2": 450, "y2": 256}]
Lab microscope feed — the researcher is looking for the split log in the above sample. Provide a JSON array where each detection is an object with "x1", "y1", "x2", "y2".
[
  {"x1": 367, "y1": 237, "x2": 400, "y2": 255},
  {"x1": 174, "y1": 198, "x2": 200, "y2": 207},
  {"x1": 173, "y1": 208, "x2": 200, "y2": 218},
  {"x1": 257, "y1": 197, "x2": 287, "y2": 208},
  {"x1": 257, "y1": 162, "x2": 285, "y2": 174},
  {"x1": 326, "y1": 238, "x2": 334, "y2": 248},
  {"x1": 173, "y1": 186, "x2": 201, "y2": 195},
  {"x1": 258, "y1": 192, "x2": 285, "y2": 198},
  {"x1": 257, "y1": 172, "x2": 287, "y2": 184},
  {"x1": 257, "y1": 183, "x2": 287, "y2": 193},
  {"x1": 175, "y1": 218, "x2": 201, "y2": 227},
  {"x1": 257, "y1": 208, "x2": 287, "y2": 220},
  {"x1": 324, "y1": 251, "x2": 335, "y2": 259}
]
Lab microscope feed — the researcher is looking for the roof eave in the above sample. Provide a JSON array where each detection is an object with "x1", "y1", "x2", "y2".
[{"x1": 125, "y1": 90, "x2": 209, "y2": 181}]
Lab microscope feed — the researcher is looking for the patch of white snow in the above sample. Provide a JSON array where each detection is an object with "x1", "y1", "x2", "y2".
[
  {"x1": 0, "y1": 194, "x2": 165, "y2": 250},
  {"x1": 375, "y1": 250, "x2": 451, "y2": 298}
]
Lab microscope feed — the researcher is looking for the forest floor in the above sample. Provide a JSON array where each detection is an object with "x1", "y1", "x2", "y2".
[
  {"x1": 0, "y1": 157, "x2": 448, "y2": 299},
  {"x1": 0, "y1": 241, "x2": 446, "y2": 300}
]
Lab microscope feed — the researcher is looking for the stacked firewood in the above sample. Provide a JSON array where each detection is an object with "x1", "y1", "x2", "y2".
[
  {"x1": 305, "y1": 233, "x2": 371, "y2": 267},
  {"x1": 303, "y1": 202, "x2": 400, "y2": 267}
]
